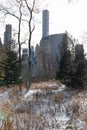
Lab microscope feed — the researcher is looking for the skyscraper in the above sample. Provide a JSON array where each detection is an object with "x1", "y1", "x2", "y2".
[
  {"x1": 0, "y1": 38, "x2": 2, "y2": 48},
  {"x1": 4, "y1": 24, "x2": 12, "y2": 49},
  {"x1": 42, "y1": 10, "x2": 49, "y2": 38}
]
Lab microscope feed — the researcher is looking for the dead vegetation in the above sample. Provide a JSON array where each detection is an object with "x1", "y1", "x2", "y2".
[
  {"x1": 31, "y1": 80, "x2": 61, "y2": 89},
  {"x1": 0, "y1": 80, "x2": 87, "y2": 129},
  {"x1": 54, "y1": 93, "x2": 64, "y2": 103}
]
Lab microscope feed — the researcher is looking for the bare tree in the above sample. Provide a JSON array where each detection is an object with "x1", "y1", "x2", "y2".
[
  {"x1": 0, "y1": 1, "x2": 21, "y2": 81},
  {"x1": 0, "y1": 0, "x2": 28, "y2": 84},
  {"x1": 23, "y1": 0, "x2": 39, "y2": 89},
  {"x1": 0, "y1": 0, "x2": 45, "y2": 89},
  {"x1": 16, "y1": 0, "x2": 22, "y2": 81}
]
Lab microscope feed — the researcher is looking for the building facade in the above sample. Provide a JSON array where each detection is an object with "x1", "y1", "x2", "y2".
[
  {"x1": 35, "y1": 33, "x2": 65, "y2": 79},
  {"x1": 42, "y1": 10, "x2": 49, "y2": 38},
  {"x1": 4, "y1": 24, "x2": 12, "y2": 49}
]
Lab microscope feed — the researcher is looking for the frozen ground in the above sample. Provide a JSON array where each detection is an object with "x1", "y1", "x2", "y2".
[{"x1": 0, "y1": 81, "x2": 87, "y2": 129}]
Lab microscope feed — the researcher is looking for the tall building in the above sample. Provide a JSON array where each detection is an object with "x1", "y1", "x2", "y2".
[
  {"x1": 35, "y1": 33, "x2": 65, "y2": 78},
  {"x1": 22, "y1": 48, "x2": 28, "y2": 60},
  {"x1": 31, "y1": 46, "x2": 34, "y2": 61},
  {"x1": 22, "y1": 46, "x2": 35, "y2": 61},
  {"x1": 0, "y1": 38, "x2": 2, "y2": 48},
  {"x1": 21, "y1": 46, "x2": 36, "y2": 81},
  {"x1": 42, "y1": 10, "x2": 49, "y2": 38},
  {"x1": 34, "y1": 10, "x2": 77, "y2": 79},
  {"x1": 4, "y1": 24, "x2": 12, "y2": 49},
  {"x1": 0, "y1": 38, "x2": 3, "y2": 54}
]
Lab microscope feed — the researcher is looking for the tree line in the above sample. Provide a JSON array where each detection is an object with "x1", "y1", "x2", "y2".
[
  {"x1": 56, "y1": 33, "x2": 87, "y2": 89},
  {"x1": 0, "y1": 49, "x2": 19, "y2": 86},
  {"x1": 0, "y1": 0, "x2": 40, "y2": 89}
]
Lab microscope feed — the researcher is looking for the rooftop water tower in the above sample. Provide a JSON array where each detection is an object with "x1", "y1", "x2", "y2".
[{"x1": 42, "y1": 10, "x2": 49, "y2": 38}]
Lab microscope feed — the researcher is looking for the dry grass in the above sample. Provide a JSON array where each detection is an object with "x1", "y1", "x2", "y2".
[
  {"x1": 31, "y1": 80, "x2": 61, "y2": 89},
  {"x1": 0, "y1": 80, "x2": 60, "y2": 93},
  {"x1": 66, "y1": 125, "x2": 73, "y2": 130},
  {"x1": 0, "y1": 80, "x2": 62, "y2": 129},
  {"x1": 81, "y1": 113, "x2": 87, "y2": 123},
  {"x1": 1, "y1": 81, "x2": 87, "y2": 129},
  {"x1": 54, "y1": 93, "x2": 64, "y2": 103}
]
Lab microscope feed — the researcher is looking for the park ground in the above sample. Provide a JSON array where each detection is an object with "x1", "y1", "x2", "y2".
[{"x1": 0, "y1": 80, "x2": 87, "y2": 130}]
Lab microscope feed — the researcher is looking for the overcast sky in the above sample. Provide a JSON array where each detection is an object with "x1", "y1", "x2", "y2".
[
  {"x1": 0, "y1": 0, "x2": 87, "y2": 49},
  {"x1": 48, "y1": 0, "x2": 87, "y2": 40}
]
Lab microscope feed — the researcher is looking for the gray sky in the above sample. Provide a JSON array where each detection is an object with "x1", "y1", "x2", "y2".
[{"x1": 0, "y1": 0, "x2": 87, "y2": 49}]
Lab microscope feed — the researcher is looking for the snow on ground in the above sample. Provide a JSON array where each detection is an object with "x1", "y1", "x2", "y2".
[
  {"x1": 0, "y1": 91, "x2": 9, "y2": 100},
  {"x1": 0, "y1": 91, "x2": 9, "y2": 107},
  {"x1": 0, "y1": 81, "x2": 87, "y2": 129},
  {"x1": 24, "y1": 89, "x2": 41, "y2": 100}
]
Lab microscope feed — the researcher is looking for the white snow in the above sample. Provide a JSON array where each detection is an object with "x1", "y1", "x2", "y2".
[
  {"x1": 48, "y1": 83, "x2": 57, "y2": 87},
  {"x1": 0, "y1": 82, "x2": 87, "y2": 129},
  {"x1": 0, "y1": 91, "x2": 9, "y2": 106},
  {"x1": 23, "y1": 89, "x2": 42, "y2": 101},
  {"x1": 0, "y1": 91, "x2": 9, "y2": 100}
]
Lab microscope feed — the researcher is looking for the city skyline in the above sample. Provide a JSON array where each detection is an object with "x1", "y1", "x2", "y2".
[{"x1": 0, "y1": 0, "x2": 87, "y2": 48}]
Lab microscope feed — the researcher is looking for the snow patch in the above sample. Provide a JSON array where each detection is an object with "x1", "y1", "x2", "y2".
[
  {"x1": 0, "y1": 92, "x2": 9, "y2": 99},
  {"x1": 24, "y1": 89, "x2": 41, "y2": 100},
  {"x1": 48, "y1": 83, "x2": 57, "y2": 87}
]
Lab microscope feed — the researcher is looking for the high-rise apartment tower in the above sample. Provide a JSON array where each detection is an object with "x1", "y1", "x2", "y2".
[
  {"x1": 4, "y1": 24, "x2": 12, "y2": 49},
  {"x1": 42, "y1": 10, "x2": 49, "y2": 38}
]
